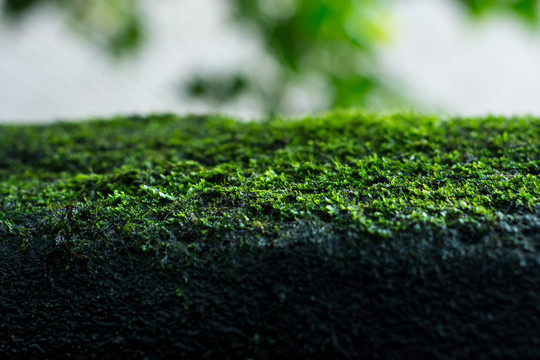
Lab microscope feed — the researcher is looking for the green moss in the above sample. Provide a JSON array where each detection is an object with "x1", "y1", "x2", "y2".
[{"x1": 0, "y1": 110, "x2": 538, "y2": 257}]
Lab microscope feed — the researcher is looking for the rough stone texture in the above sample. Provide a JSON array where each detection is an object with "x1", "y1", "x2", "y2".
[{"x1": 2, "y1": 237, "x2": 540, "y2": 359}]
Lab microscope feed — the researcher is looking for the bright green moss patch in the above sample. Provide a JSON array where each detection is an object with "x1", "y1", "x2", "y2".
[
  {"x1": 0, "y1": 111, "x2": 538, "y2": 257},
  {"x1": 2, "y1": 111, "x2": 540, "y2": 358}
]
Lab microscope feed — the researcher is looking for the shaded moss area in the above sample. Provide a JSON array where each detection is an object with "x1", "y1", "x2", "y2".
[{"x1": 1, "y1": 111, "x2": 539, "y2": 358}]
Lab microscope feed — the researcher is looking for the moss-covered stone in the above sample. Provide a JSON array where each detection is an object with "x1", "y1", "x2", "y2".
[{"x1": 1, "y1": 111, "x2": 539, "y2": 358}]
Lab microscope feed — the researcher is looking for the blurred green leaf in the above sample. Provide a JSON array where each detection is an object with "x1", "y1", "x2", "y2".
[
  {"x1": 226, "y1": 0, "x2": 394, "y2": 111},
  {"x1": 460, "y1": 0, "x2": 539, "y2": 22},
  {"x1": 2, "y1": 0, "x2": 41, "y2": 16},
  {"x1": 511, "y1": 0, "x2": 538, "y2": 22},
  {"x1": 185, "y1": 74, "x2": 248, "y2": 103},
  {"x1": 2, "y1": 0, "x2": 144, "y2": 57}
]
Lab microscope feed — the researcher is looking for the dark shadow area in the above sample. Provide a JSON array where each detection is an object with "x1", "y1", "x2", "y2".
[{"x1": 2, "y1": 234, "x2": 540, "y2": 359}]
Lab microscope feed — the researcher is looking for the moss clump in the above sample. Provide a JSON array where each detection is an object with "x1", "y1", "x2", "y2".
[
  {"x1": 1, "y1": 111, "x2": 538, "y2": 256},
  {"x1": 1, "y1": 111, "x2": 539, "y2": 358}
]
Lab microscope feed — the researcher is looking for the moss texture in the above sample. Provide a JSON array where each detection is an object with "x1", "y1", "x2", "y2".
[{"x1": 1, "y1": 111, "x2": 539, "y2": 358}]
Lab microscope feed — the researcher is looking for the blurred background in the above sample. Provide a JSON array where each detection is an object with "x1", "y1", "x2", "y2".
[{"x1": 2, "y1": 0, "x2": 540, "y2": 123}]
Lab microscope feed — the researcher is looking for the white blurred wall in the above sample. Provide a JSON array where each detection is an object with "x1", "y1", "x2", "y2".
[
  {"x1": 377, "y1": 0, "x2": 540, "y2": 117},
  {"x1": 1, "y1": 0, "x2": 540, "y2": 123},
  {"x1": 0, "y1": 0, "x2": 269, "y2": 122}
]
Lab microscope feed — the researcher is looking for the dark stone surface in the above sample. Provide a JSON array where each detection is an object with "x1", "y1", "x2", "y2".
[{"x1": 2, "y1": 237, "x2": 540, "y2": 359}]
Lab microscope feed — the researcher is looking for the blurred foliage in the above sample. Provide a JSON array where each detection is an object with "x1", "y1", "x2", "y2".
[
  {"x1": 186, "y1": 74, "x2": 248, "y2": 104},
  {"x1": 226, "y1": 0, "x2": 394, "y2": 111},
  {"x1": 194, "y1": 0, "x2": 540, "y2": 111},
  {"x1": 460, "y1": 0, "x2": 539, "y2": 22},
  {"x1": 2, "y1": 0, "x2": 540, "y2": 111},
  {"x1": 2, "y1": 0, "x2": 143, "y2": 57}
]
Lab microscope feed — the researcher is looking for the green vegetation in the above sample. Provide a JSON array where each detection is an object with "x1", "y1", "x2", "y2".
[
  {"x1": 1, "y1": 111, "x2": 540, "y2": 358},
  {"x1": 1, "y1": 111, "x2": 538, "y2": 259},
  {"x1": 5, "y1": 0, "x2": 540, "y2": 110}
]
